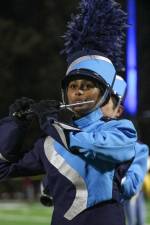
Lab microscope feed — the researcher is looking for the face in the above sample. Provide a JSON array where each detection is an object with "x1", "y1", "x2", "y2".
[
  {"x1": 67, "y1": 79, "x2": 101, "y2": 117},
  {"x1": 101, "y1": 96, "x2": 123, "y2": 118}
]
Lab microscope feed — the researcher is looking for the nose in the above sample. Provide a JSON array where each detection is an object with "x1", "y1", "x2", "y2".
[{"x1": 75, "y1": 88, "x2": 84, "y2": 95}]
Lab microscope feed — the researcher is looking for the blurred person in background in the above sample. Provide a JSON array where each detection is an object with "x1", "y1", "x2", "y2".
[
  {"x1": 22, "y1": 177, "x2": 35, "y2": 202},
  {"x1": 143, "y1": 157, "x2": 150, "y2": 199},
  {"x1": 124, "y1": 156, "x2": 150, "y2": 225},
  {"x1": 102, "y1": 76, "x2": 149, "y2": 225}
]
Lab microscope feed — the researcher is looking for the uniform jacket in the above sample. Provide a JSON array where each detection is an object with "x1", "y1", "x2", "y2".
[
  {"x1": 0, "y1": 109, "x2": 137, "y2": 224},
  {"x1": 121, "y1": 142, "x2": 149, "y2": 199}
]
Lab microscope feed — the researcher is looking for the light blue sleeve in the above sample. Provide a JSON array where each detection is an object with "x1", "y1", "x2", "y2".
[
  {"x1": 69, "y1": 119, "x2": 137, "y2": 162},
  {"x1": 121, "y1": 142, "x2": 149, "y2": 199}
]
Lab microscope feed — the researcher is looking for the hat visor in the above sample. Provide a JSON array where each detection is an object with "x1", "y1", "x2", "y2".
[{"x1": 61, "y1": 68, "x2": 108, "y2": 89}]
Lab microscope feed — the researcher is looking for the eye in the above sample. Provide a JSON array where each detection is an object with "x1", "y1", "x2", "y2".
[
  {"x1": 68, "y1": 82, "x2": 77, "y2": 89},
  {"x1": 84, "y1": 82, "x2": 95, "y2": 89}
]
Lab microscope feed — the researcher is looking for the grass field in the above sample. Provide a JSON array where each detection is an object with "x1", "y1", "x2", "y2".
[
  {"x1": 0, "y1": 200, "x2": 150, "y2": 225},
  {"x1": 0, "y1": 201, "x2": 52, "y2": 225}
]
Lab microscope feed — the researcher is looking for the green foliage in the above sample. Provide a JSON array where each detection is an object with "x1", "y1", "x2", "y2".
[{"x1": 0, "y1": 0, "x2": 78, "y2": 116}]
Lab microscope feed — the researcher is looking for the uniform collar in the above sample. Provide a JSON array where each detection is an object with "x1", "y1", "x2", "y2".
[{"x1": 73, "y1": 108, "x2": 103, "y2": 128}]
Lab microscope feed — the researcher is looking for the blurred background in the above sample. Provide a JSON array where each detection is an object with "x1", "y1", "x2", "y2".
[{"x1": 0, "y1": 0, "x2": 150, "y2": 224}]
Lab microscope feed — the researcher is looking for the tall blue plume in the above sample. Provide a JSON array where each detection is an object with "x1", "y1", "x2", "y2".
[{"x1": 62, "y1": 0, "x2": 127, "y2": 71}]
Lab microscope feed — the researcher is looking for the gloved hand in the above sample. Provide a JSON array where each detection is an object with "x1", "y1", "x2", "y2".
[
  {"x1": 40, "y1": 193, "x2": 53, "y2": 207},
  {"x1": 9, "y1": 97, "x2": 35, "y2": 121},
  {"x1": 30, "y1": 100, "x2": 60, "y2": 126}
]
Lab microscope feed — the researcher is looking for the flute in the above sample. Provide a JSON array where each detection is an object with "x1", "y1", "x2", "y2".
[
  {"x1": 12, "y1": 100, "x2": 94, "y2": 117},
  {"x1": 60, "y1": 100, "x2": 94, "y2": 109}
]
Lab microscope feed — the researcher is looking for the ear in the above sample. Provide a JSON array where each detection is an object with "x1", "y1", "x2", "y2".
[{"x1": 116, "y1": 105, "x2": 124, "y2": 117}]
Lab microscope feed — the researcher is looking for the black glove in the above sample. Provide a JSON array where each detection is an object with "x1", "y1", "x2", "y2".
[
  {"x1": 9, "y1": 97, "x2": 35, "y2": 121},
  {"x1": 30, "y1": 100, "x2": 60, "y2": 126},
  {"x1": 40, "y1": 193, "x2": 53, "y2": 207}
]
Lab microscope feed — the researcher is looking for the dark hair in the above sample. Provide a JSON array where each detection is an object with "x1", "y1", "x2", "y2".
[
  {"x1": 66, "y1": 75, "x2": 106, "y2": 95},
  {"x1": 111, "y1": 94, "x2": 120, "y2": 109}
]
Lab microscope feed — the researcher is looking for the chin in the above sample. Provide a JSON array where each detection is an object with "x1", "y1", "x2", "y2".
[{"x1": 74, "y1": 107, "x2": 91, "y2": 117}]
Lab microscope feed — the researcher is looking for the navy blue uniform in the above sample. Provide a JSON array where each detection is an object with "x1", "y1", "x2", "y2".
[{"x1": 0, "y1": 109, "x2": 137, "y2": 225}]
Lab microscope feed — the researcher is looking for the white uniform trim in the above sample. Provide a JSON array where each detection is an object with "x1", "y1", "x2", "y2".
[
  {"x1": 116, "y1": 75, "x2": 124, "y2": 81},
  {"x1": 66, "y1": 55, "x2": 112, "y2": 75},
  {"x1": 44, "y1": 136, "x2": 88, "y2": 220},
  {"x1": 53, "y1": 121, "x2": 80, "y2": 150},
  {"x1": 53, "y1": 123, "x2": 69, "y2": 150},
  {"x1": 53, "y1": 121, "x2": 80, "y2": 131},
  {"x1": 0, "y1": 153, "x2": 9, "y2": 161}
]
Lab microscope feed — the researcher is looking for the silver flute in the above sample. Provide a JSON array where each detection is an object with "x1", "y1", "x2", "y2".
[
  {"x1": 60, "y1": 100, "x2": 94, "y2": 109},
  {"x1": 12, "y1": 100, "x2": 94, "y2": 117}
]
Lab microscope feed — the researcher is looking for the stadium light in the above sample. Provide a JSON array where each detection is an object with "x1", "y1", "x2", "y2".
[{"x1": 125, "y1": 0, "x2": 138, "y2": 115}]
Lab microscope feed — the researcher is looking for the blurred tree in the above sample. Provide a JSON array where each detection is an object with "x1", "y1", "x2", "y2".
[
  {"x1": 0, "y1": 0, "x2": 78, "y2": 116},
  {"x1": 138, "y1": 0, "x2": 150, "y2": 113}
]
